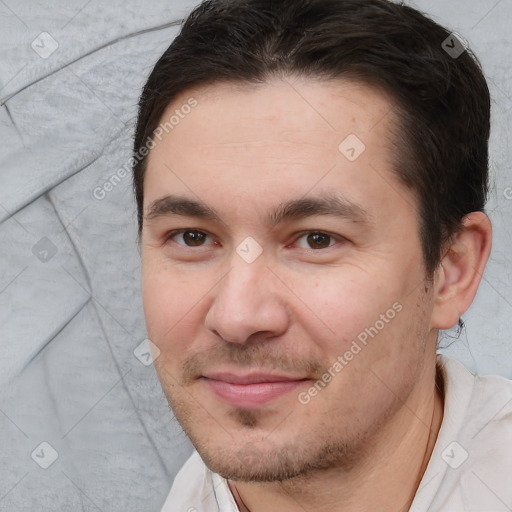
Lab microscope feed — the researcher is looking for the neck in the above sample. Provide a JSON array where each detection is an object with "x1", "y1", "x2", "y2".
[{"x1": 229, "y1": 360, "x2": 445, "y2": 512}]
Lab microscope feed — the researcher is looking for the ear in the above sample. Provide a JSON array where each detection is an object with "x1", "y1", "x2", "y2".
[{"x1": 430, "y1": 212, "x2": 492, "y2": 330}]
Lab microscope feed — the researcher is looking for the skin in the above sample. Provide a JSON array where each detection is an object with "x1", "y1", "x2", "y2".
[{"x1": 140, "y1": 77, "x2": 492, "y2": 511}]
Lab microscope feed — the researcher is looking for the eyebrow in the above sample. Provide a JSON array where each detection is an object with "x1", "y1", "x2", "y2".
[{"x1": 144, "y1": 192, "x2": 371, "y2": 228}]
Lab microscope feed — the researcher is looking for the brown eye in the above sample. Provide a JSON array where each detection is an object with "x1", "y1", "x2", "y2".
[
  {"x1": 167, "y1": 230, "x2": 211, "y2": 247},
  {"x1": 182, "y1": 231, "x2": 207, "y2": 246},
  {"x1": 297, "y1": 232, "x2": 334, "y2": 249},
  {"x1": 306, "y1": 233, "x2": 332, "y2": 249}
]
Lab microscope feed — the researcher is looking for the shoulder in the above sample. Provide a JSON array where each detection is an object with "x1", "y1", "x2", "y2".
[
  {"x1": 439, "y1": 354, "x2": 512, "y2": 436},
  {"x1": 160, "y1": 450, "x2": 239, "y2": 512},
  {"x1": 160, "y1": 451, "x2": 214, "y2": 512},
  {"x1": 415, "y1": 355, "x2": 512, "y2": 511}
]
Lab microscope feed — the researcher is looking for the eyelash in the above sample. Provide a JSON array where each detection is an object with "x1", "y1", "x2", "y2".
[{"x1": 163, "y1": 229, "x2": 344, "y2": 251}]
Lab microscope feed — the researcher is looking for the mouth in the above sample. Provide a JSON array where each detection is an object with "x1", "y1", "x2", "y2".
[{"x1": 201, "y1": 371, "x2": 312, "y2": 408}]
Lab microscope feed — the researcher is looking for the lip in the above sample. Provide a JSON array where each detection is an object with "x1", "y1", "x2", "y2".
[{"x1": 202, "y1": 371, "x2": 311, "y2": 408}]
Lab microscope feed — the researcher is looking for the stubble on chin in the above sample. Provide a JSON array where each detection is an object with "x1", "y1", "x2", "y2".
[{"x1": 228, "y1": 408, "x2": 260, "y2": 428}]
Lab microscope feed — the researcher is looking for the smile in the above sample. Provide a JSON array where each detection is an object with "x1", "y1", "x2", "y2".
[{"x1": 202, "y1": 372, "x2": 311, "y2": 408}]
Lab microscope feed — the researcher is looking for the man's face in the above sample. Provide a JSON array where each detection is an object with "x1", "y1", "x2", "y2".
[{"x1": 141, "y1": 78, "x2": 438, "y2": 481}]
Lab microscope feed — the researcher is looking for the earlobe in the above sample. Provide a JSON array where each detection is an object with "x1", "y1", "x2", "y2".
[{"x1": 430, "y1": 212, "x2": 492, "y2": 330}]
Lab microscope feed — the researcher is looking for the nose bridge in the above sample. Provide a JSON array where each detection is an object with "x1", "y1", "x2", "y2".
[
  {"x1": 218, "y1": 256, "x2": 272, "y2": 317},
  {"x1": 225, "y1": 257, "x2": 263, "y2": 297},
  {"x1": 204, "y1": 255, "x2": 288, "y2": 344}
]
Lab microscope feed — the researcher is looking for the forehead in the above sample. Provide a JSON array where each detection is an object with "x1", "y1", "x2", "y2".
[
  {"x1": 143, "y1": 77, "x2": 412, "y2": 226},
  {"x1": 157, "y1": 77, "x2": 395, "y2": 148}
]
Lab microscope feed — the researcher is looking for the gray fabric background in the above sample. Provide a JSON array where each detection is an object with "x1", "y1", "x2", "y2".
[{"x1": 0, "y1": 0, "x2": 510, "y2": 510}]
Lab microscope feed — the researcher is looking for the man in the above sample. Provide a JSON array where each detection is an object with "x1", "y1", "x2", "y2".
[{"x1": 133, "y1": 0, "x2": 512, "y2": 510}]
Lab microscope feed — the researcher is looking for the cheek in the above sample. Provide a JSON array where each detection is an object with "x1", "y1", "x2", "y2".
[
  {"x1": 142, "y1": 258, "x2": 192, "y2": 347},
  {"x1": 286, "y1": 267, "x2": 390, "y2": 349},
  {"x1": 141, "y1": 256, "x2": 219, "y2": 367}
]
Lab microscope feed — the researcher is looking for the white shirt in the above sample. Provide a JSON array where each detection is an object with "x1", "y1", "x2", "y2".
[{"x1": 161, "y1": 355, "x2": 512, "y2": 511}]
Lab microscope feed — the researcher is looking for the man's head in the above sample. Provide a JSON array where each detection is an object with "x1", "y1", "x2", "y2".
[{"x1": 134, "y1": 0, "x2": 492, "y2": 484}]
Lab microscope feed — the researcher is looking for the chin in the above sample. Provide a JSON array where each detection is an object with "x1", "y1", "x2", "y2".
[
  {"x1": 191, "y1": 431, "x2": 361, "y2": 483},
  {"x1": 198, "y1": 443, "x2": 313, "y2": 482}
]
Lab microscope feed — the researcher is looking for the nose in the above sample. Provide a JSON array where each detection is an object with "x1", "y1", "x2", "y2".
[{"x1": 204, "y1": 258, "x2": 289, "y2": 344}]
